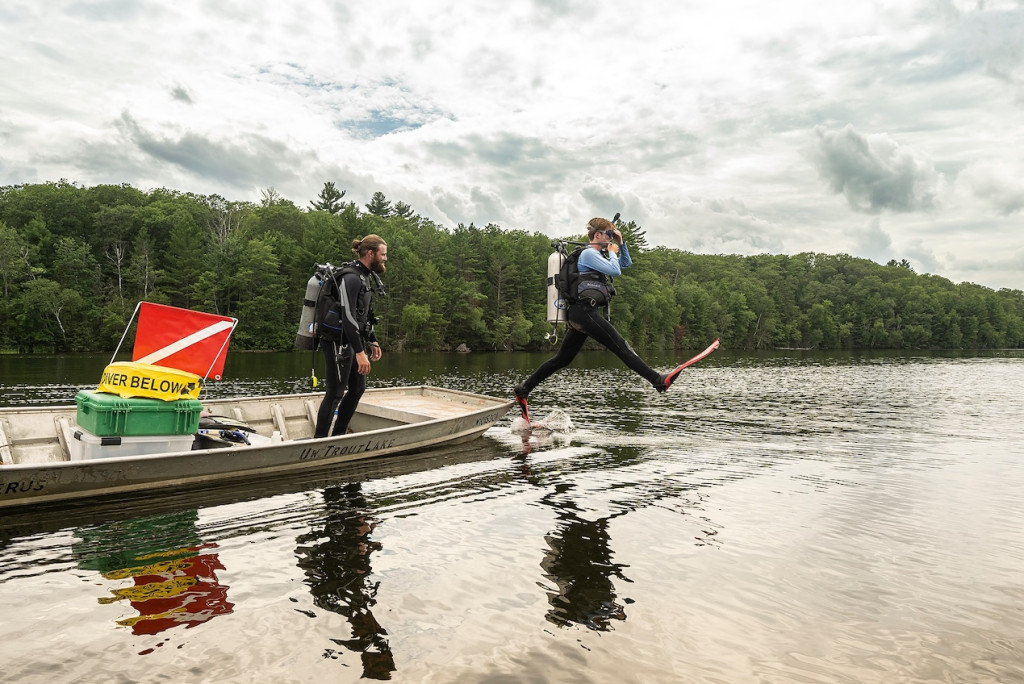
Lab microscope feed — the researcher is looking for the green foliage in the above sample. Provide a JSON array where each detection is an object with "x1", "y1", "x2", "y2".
[
  {"x1": 0, "y1": 220, "x2": 32, "y2": 298},
  {"x1": 365, "y1": 191, "x2": 392, "y2": 217},
  {"x1": 1, "y1": 181, "x2": 1022, "y2": 353},
  {"x1": 310, "y1": 181, "x2": 347, "y2": 214}
]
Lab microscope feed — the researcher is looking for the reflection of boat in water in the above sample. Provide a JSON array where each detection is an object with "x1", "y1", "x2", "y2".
[
  {"x1": 0, "y1": 386, "x2": 513, "y2": 509},
  {"x1": 74, "y1": 511, "x2": 233, "y2": 638}
]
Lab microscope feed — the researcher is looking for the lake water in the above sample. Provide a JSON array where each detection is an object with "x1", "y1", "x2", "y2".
[{"x1": 2, "y1": 350, "x2": 1024, "y2": 683}]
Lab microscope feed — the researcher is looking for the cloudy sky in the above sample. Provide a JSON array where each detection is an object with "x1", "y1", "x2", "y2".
[{"x1": 2, "y1": 0, "x2": 1022, "y2": 289}]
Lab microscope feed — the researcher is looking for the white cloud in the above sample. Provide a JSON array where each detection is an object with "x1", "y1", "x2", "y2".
[
  {"x1": 0, "y1": 0, "x2": 1022, "y2": 289},
  {"x1": 170, "y1": 84, "x2": 194, "y2": 105},
  {"x1": 853, "y1": 219, "x2": 894, "y2": 264},
  {"x1": 812, "y1": 125, "x2": 943, "y2": 213},
  {"x1": 959, "y1": 160, "x2": 1024, "y2": 215}
]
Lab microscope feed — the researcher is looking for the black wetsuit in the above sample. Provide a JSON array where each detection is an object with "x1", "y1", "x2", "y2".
[
  {"x1": 519, "y1": 244, "x2": 661, "y2": 394},
  {"x1": 315, "y1": 262, "x2": 378, "y2": 438}
]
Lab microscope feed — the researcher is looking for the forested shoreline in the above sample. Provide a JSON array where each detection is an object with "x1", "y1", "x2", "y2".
[{"x1": 1, "y1": 180, "x2": 1022, "y2": 353}]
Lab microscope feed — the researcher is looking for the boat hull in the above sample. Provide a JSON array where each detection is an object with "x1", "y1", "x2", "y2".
[{"x1": 0, "y1": 386, "x2": 513, "y2": 508}]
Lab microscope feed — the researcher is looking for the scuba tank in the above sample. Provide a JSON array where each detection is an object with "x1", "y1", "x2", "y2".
[
  {"x1": 546, "y1": 249, "x2": 566, "y2": 324},
  {"x1": 295, "y1": 268, "x2": 328, "y2": 350}
]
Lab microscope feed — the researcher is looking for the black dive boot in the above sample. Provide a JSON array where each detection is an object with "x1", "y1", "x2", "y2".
[{"x1": 657, "y1": 365, "x2": 686, "y2": 393}]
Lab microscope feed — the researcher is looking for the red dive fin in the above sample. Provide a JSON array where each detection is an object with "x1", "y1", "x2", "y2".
[
  {"x1": 659, "y1": 339, "x2": 721, "y2": 392},
  {"x1": 513, "y1": 384, "x2": 531, "y2": 423},
  {"x1": 515, "y1": 395, "x2": 531, "y2": 423}
]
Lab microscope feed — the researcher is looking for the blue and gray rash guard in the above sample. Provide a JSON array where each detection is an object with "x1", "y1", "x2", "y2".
[{"x1": 576, "y1": 242, "x2": 632, "y2": 276}]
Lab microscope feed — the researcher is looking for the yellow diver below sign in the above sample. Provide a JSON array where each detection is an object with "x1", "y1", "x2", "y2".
[{"x1": 97, "y1": 361, "x2": 202, "y2": 401}]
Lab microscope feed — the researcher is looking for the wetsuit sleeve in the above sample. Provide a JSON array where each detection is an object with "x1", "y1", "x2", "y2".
[
  {"x1": 366, "y1": 276, "x2": 380, "y2": 345},
  {"x1": 337, "y1": 271, "x2": 366, "y2": 354},
  {"x1": 618, "y1": 242, "x2": 632, "y2": 269},
  {"x1": 577, "y1": 246, "x2": 622, "y2": 276}
]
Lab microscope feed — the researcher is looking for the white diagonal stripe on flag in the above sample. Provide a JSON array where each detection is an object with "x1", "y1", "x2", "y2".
[{"x1": 136, "y1": 321, "x2": 235, "y2": 365}]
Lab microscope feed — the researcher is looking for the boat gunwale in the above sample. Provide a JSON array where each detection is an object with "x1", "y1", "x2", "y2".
[
  {"x1": 0, "y1": 384, "x2": 505, "y2": 416},
  {"x1": 0, "y1": 387, "x2": 513, "y2": 474}
]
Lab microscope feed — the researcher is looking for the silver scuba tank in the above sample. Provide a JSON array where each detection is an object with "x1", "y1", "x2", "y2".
[
  {"x1": 295, "y1": 272, "x2": 323, "y2": 350},
  {"x1": 546, "y1": 249, "x2": 566, "y2": 324}
]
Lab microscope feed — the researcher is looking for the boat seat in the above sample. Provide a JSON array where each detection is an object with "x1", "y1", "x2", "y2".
[{"x1": 356, "y1": 402, "x2": 433, "y2": 424}]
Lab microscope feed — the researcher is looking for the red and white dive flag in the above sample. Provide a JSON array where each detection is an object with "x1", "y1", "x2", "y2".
[{"x1": 132, "y1": 302, "x2": 236, "y2": 380}]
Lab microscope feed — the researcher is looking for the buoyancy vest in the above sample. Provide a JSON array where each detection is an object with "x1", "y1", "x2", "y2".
[
  {"x1": 576, "y1": 269, "x2": 615, "y2": 306},
  {"x1": 317, "y1": 261, "x2": 379, "y2": 343},
  {"x1": 335, "y1": 261, "x2": 375, "y2": 329},
  {"x1": 557, "y1": 247, "x2": 615, "y2": 307}
]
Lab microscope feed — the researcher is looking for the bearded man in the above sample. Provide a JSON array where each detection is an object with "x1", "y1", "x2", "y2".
[{"x1": 314, "y1": 234, "x2": 388, "y2": 438}]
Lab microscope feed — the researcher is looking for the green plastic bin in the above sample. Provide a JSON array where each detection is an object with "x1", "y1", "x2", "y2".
[{"x1": 75, "y1": 390, "x2": 202, "y2": 437}]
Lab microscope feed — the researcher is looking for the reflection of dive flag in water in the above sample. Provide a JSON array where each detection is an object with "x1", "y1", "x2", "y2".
[
  {"x1": 99, "y1": 544, "x2": 235, "y2": 636},
  {"x1": 133, "y1": 303, "x2": 237, "y2": 380},
  {"x1": 76, "y1": 513, "x2": 234, "y2": 639}
]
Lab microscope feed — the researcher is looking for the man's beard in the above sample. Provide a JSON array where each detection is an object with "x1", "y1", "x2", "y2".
[{"x1": 370, "y1": 256, "x2": 386, "y2": 274}]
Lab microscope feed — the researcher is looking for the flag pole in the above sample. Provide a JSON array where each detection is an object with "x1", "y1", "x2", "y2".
[
  {"x1": 111, "y1": 301, "x2": 143, "y2": 365},
  {"x1": 202, "y1": 318, "x2": 239, "y2": 380}
]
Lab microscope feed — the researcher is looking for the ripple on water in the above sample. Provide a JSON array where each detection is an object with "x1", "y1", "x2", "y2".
[{"x1": 3, "y1": 354, "x2": 1024, "y2": 682}]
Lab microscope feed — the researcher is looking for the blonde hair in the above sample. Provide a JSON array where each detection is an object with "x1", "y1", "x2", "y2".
[
  {"x1": 352, "y1": 234, "x2": 386, "y2": 257},
  {"x1": 586, "y1": 218, "x2": 614, "y2": 239}
]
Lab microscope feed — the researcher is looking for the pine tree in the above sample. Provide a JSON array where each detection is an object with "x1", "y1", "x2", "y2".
[
  {"x1": 393, "y1": 201, "x2": 414, "y2": 219},
  {"x1": 365, "y1": 191, "x2": 392, "y2": 217},
  {"x1": 310, "y1": 181, "x2": 347, "y2": 214}
]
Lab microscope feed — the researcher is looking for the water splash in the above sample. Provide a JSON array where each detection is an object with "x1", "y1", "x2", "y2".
[{"x1": 510, "y1": 408, "x2": 575, "y2": 435}]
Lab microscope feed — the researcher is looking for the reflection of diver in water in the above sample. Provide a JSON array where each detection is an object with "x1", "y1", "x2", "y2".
[
  {"x1": 539, "y1": 483, "x2": 630, "y2": 631},
  {"x1": 73, "y1": 510, "x2": 233, "y2": 638},
  {"x1": 295, "y1": 482, "x2": 395, "y2": 680}
]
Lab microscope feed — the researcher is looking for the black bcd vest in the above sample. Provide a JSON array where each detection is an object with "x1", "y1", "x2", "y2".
[{"x1": 316, "y1": 262, "x2": 377, "y2": 343}]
